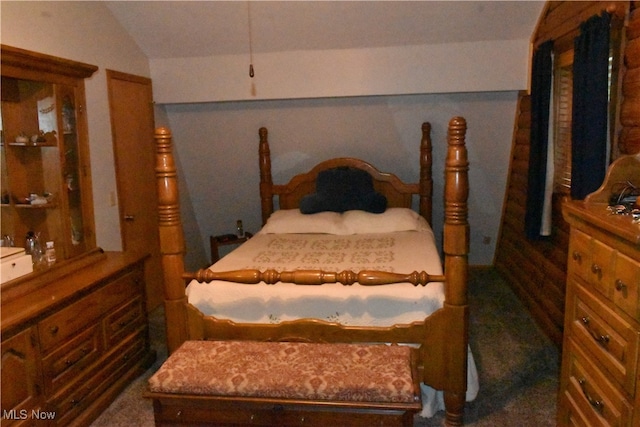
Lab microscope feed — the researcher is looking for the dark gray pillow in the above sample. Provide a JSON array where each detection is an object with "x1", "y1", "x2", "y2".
[{"x1": 299, "y1": 167, "x2": 387, "y2": 214}]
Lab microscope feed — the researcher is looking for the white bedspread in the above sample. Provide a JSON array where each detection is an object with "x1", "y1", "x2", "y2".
[
  {"x1": 186, "y1": 226, "x2": 478, "y2": 416},
  {"x1": 187, "y1": 229, "x2": 444, "y2": 325}
]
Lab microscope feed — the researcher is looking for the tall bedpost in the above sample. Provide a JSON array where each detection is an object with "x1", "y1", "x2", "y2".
[
  {"x1": 259, "y1": 127, "x2": 274, "y2": 225},
  {"x1": 442, "y1": 116, "x2": 469, "y2": 427},
  {"x1": 154, "y1": 127, "x2": 189, "y2": 354},
  {"x1": 419, "y1": 122, "x2": 433, "y2": 224}
]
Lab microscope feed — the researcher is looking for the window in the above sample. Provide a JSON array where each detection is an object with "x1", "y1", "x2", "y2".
[
  {"x1": 549, "y1": 25, "x2": 622, "y2": 196},
  {"x1": 552, "y1": 51, "x2": 573, "y2": 194}
]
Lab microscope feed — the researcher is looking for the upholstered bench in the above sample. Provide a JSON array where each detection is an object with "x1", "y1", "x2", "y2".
[{"x1": 146, "y1": 340, "x2": 422, "y2": 426}]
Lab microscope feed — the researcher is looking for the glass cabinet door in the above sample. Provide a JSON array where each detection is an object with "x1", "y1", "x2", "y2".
[{"x1": 57, "y1": 84, "x2": 89, "y2": 258}]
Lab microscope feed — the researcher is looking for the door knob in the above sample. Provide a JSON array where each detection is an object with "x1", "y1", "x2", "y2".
[{"x1": 124, "y1": 215, "x2": 135, "y2": 221}]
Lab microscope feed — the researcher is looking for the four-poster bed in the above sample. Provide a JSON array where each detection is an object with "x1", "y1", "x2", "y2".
[{"x1": 149, "y1": 117, "x2": 473, "y2": 426}]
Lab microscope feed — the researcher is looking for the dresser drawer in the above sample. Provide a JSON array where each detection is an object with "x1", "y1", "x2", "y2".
[
  {"x1": 48, "y1": 328, "x2": 148, "y2": 424},
  {"x1": 104, "y1": 296, "x2": 145, "y2": 346},
  {"x1": 568, "y1": 281, "x2": 639, "y2": 396},
  {"x1": 589, "y1": 239, "x2": 616, "y2": 298},
  {"x1": 38, "y1": 270, "x2": 142, "y2": 352},
  {"x1": 612, "y1": 252, "x2": 640, "y2": 320},
  {"x1": 569, "y1": 229, "x2": 593, "y2": 283},
  {"x1": 38, "y1": 291, "x2": 102, "y2": 354},
  {"x1": 561, "y1": 339, "x2": 632, "y2": 427},
  {"x1": 41, "y1": 324, "x2": 103, "y2": 396},
  {"x1": 569, "y1": 228, "x2": 616, "y2": 298}
]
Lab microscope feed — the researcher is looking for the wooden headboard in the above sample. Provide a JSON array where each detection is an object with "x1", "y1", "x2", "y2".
[{"x1": 258, "y1": 123, "x2": 433, "y2": 225}]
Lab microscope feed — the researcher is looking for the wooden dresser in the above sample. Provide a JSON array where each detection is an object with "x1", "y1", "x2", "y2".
[
  {"x1": 1, "y1": 250, "x2": 155, "y2": 426},
  {"x1": 558, "y1": 154, "x2": 640, "y2": 426}
]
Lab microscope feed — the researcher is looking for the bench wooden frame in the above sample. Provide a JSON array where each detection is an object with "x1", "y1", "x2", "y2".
[{"x1": 150, "y1": 393, "x2": 420, "y2": 427}]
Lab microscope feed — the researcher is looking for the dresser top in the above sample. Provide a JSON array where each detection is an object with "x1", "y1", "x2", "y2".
[
  {"x1": 563, "y1": 201, "x2": 640, "y2": 246},
  {"x1": 1, "y1": 250, "x2": 148, "y2": 333}
]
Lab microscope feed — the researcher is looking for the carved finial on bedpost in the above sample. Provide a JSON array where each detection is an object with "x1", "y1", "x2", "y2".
[
  {"x1": 155, "y1": 127, "x2": 189, "y2": 354},
  {"x1": 259, "y1": 127, "x2": 274, "y2": 225},
  {"x1": 442, "y1": 116, "x2": 469, "y2": 427},
  {"x1": 420, "y1": 122, "x2": 433, "y2": 224},
  {"x1": 443, "y1": 116, "x2": 469, "y2": 297}
]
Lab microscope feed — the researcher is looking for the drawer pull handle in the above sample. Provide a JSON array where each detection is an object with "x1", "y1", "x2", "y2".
[
  {"x1": 591, "y1": 263, "x2": 602, "y2": 278},
  {"x1": 118, "y1": 315, "x2": 135, "y2": 328},
  {"x1": 50, "y1": 325, "x2": 59, "y2": 335},
  {"x1": 572, "y1": 251, "x2": 582, "y2": 262},
  {"x1": 615, "y1": 279, "x2": 627, "y2": 292},
  {"x1": 65, "y1": 348, "x2": 90, "y2": 366},
  {"x1": 581, "y1": 317, "x2": 610, "y2": 346},
  {"x1": 116, "y1": 311, "x2": 140, "y2": 329},
  {"x1": 578, "y1": 378, "x2": 604, "y2": 413},
  {"x1": 70, "y1": 396, "x2": 84, "y2": 407}
]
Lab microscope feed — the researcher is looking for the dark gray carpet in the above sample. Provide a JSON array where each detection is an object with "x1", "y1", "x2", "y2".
[
  {"x1": 91, "y1": 268, "x2": 559, "y2": 426},
  {"x1": 416, "y1": 268, "x2": 559, "y2": 426}
]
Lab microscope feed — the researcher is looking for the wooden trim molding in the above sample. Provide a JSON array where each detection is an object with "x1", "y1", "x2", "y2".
[
  {"x1": 1, "y1": 44, "x2": 98, "y2": 80},
  {"x1": 533, "y1": 1, "x2": 629, "y2": 49}
]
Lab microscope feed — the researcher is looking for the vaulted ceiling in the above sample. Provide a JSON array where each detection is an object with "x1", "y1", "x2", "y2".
[{"x1": 105, "y1": 1, "x2": 544, "y2": 59}]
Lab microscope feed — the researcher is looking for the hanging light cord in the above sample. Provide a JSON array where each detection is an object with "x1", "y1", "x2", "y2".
[{"x1": 248, "y1": 1, "x2": 255, "y2": 78}]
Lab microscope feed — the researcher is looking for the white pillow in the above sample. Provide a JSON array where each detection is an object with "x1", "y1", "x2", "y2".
[
  {"x1": 261, "y1": 208, "x2": 431, "y2": 235},
  {"x1": 342, "y1": 208, "x2": 429, "y2": 234},
  {"x1": 261, "y1": 209, "x2": 348, "y2": 234}
]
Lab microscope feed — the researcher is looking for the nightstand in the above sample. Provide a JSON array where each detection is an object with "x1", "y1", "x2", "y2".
[{"x1": 209, "y1": 232, "x2": 253, "y2": 264}]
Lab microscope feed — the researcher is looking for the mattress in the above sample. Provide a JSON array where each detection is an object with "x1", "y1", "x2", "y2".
[{"x1": 187, "y1": 229, "x2": 444, "y2": 326}]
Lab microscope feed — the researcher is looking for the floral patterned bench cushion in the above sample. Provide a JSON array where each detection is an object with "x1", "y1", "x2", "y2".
[{"x1": 148, "y1": 340, "x2": 419, "y2": 404}]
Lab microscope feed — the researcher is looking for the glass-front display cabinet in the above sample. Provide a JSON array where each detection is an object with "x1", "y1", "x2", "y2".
[{"x1": 1, "y1": 45, "x2": 98, "y2": 266}]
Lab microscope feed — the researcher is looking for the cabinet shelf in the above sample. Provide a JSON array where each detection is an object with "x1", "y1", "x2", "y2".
[
  {"x1": 6, "y1": 141, "x2": 57, "y2": 148},
  {"x1": 13, "y1": 202, "x2": 58, "y2": 209}
]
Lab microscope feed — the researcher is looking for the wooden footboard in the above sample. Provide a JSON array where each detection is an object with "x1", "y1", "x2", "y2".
[{"x1": 154, "y1": 117, "x2": 469, "y2": 426}]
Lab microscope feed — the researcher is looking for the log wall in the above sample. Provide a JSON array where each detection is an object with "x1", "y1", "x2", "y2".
[
  {"x1": 495, "y1": 1, "x2": 639, "y2": 347},
  {"x1": 621, "y1": 2, "x2": 640, "y2": 154},
  {"x1": 495, "y1": 94, "x2": 569, "y2": 347}
]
